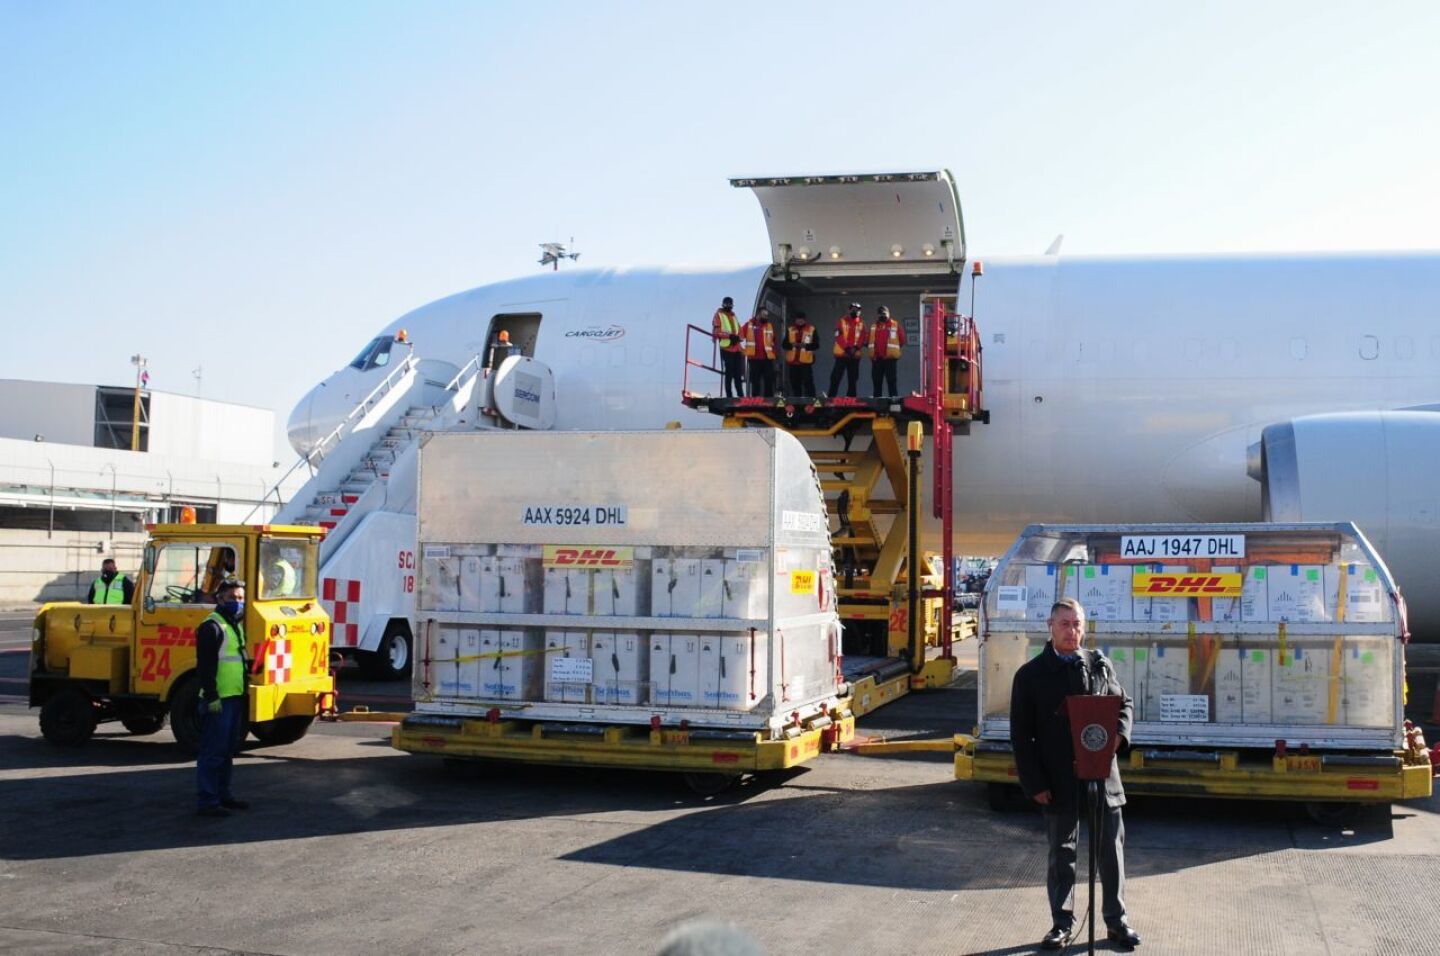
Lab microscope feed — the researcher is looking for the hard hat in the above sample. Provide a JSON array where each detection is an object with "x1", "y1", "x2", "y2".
[{"x1": 878, "y1": 306, "x2": 890, "y2": 317}]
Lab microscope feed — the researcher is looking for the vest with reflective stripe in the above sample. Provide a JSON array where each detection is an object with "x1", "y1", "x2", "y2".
[
  {"x1": 785, "y1": 324, "x2": 816, "y2": 365},
  {"x1": 205, "y1": 612, "x2": 247, "y2": 699},
  {"x1": 833, "y1": 315, "x2": 867, "y2": 357},
  {"x1": 741, "y1": 320, "x2": 777, "y2": 360},
  {"x1": 870, "y1": 318, "x2": 905, "y2": 359},
  {"x1": 92, "y1": 575, "x2": 127, "y2": 604},
  {"x1": 712, "y1": 309, "x2": 741, "y2": 351}
]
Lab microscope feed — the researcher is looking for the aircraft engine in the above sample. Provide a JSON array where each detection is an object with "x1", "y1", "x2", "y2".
[{"x1": 1252, "y1": 410, "x2": 1440, "y2": 638}]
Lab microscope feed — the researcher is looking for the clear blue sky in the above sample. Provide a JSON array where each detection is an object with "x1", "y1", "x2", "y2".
[{"x1": 3, "y1": 1, "x2": 1437, "y2": 457}]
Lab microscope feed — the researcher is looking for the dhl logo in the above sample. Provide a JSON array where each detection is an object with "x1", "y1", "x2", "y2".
[
  {"x1": 543, "y1": 546, "x2": 634, "y2": 569},
  {"x1": 1132, "y1": 572, "x2": 1243, "y2": 597},
  {"x1": 139, "y1": 624, "x2": 196, "y2": 647}
]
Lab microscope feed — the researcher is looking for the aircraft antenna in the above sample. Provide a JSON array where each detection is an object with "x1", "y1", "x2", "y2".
[{"x1": 538, "y1": 238, "x2": 582, "y2": 271}]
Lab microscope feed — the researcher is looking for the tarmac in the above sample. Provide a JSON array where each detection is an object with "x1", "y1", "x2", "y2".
[{"x1": 3, "y1": 610, "x2": 1440, "y2": 955}]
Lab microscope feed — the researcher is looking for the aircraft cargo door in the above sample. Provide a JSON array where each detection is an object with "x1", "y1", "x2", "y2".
[{"x1": 731, "y1": 170, "x2": 965, "y2": 279}]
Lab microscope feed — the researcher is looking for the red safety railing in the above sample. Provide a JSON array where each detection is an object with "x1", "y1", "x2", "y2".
[{"x1": 682, "y1": 324, "x2": 722, "y2": 399}]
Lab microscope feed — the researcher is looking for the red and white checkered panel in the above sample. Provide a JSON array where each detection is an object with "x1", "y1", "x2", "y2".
[
  {"x1": 266, "y1": 638, "x2": 293, "y2": 684},
  {"x1": 322, "y1": 577, "x2": 363, "y2": 646}
]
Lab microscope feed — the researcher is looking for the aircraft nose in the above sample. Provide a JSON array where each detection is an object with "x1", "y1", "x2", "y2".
[{"x1": 286, "y1": 382, "x2": 343, "y2": 457}]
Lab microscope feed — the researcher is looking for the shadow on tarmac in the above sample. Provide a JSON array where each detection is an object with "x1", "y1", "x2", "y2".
[{"x1": 0, "y1": 725, "x2": 1414, "y2": 899}]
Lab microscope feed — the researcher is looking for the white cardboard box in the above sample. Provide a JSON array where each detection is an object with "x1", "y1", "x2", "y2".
[
  {"x1": 1135, "y1": 564, "x2": 1192, "y2": 623},
  {"x1": 543, "y1": 567, "x2": 590, "y2": 615},
  {"x1": 424, "y1": 556, "x2": 461, "y2": 612},
  {"x1": 1268, "y1": 565, "x2": 1327, "y2": 622},
  {"x1": 1272, "y1": 645, "x2": 1329, "y2": 723},
  {"x1": 1326, "y1": 564, "x2": 1386, "y2": 624},
  {"x1": 499, "y1": 630, "x2": 543, "y2": 700},
  {"x1": 722, "y1": 558, "x2": 767, "y2": 619},
  {"x1": 1075, "y1": 565, "x2": 1134, "y2": 621},
  {"x1": 1138, "y1": 643, "x2": 1189, "y2": 721},
  {"x1": 1023, "y1": 565, "x2": 1059, "y2": 620},
  {"x1": 594, "y1": 567, "x2": 641, "y2": 616},
  {"x1": 1212, "y1": 565, "x2": 1269, "y2": 622},
  {"x1": 717, "y1": 631, "x2": 768, "y2": 710},
  {"x1": 591, "y1": 631, "x2": 648, "y2": 705},
  {"x1": 1342, "y1": 638, "x2": 1392, "y2": 726},
  {"x1": 544, "y1": 631, "x2": 590, "y2": 703},
  {"x1": 1099, "y1": 642, "x2": 1137, "y2": 702},
  {"x1": 478, "y1": 629, "x2": 505, "y2": 698},
  {"x1": 459, "y1": 555, "x2": 485, "y2": 611},
  {"x1": 1214, "y1": 645, "x2": 1246, "y2": 723},
  {"x1": 433, "y1": 626, "x2": 461, "y2": 697}
]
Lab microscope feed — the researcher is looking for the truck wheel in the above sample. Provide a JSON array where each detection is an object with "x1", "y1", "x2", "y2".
[
  {"x1": 250, "y1": 716, "x2": 314, "y2": 746},
  {"x1": 682, "y1": 772, "x2": 738, "y2": 796},
  {"x1": 361, "y1": 622, "x2": 413, "y2": 681},
  {"x1": 39, "y1": 686, "x2": 98, "y2": 747},
  {"x1": 168, "y1": 676, "x2": 203, "y2": 754},
  {"x1": 120, "y1": 713, "x2": 167, "y2": 736}
]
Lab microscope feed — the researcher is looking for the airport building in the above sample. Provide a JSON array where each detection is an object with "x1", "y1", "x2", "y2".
[{"x1": 0, "y1": 379, "x2": 303, "y2": 605}]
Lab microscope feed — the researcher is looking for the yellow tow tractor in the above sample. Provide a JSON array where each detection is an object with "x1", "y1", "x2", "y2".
[{"x1": 29, "y1": 523, "x2": 335, "y2": 753}]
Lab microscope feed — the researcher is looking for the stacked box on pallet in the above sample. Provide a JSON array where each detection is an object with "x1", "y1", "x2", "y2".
[
  {"x1": 977, "y1": 523, "x2": 1405, "y2": 752},
  {"x1": 413, "y1": 429, "x2": 842, "y2": 735}
]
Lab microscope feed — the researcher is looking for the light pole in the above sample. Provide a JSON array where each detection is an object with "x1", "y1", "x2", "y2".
[{"x1": 129, "y1": 354, "x2": 148, "y2": 452}]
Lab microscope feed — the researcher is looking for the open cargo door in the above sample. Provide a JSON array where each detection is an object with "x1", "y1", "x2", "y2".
[{"x1": 731, "y1": 170, "x2": 965, "y2": 278}]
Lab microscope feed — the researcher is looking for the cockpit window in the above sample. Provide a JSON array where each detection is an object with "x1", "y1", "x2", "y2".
[{"x1": 348, "y1": 335, "x2": 396, "y2": 371}]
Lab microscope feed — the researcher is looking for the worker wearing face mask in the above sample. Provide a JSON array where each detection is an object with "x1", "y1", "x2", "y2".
[
  {"x1": 86, "y1": 558, "x2": 134, "y2": 604},
  {"x1": 194, "y1": 577, "x2": 251, "y2": 818}
]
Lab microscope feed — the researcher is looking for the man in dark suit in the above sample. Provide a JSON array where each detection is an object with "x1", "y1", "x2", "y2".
[{"x1": 1010, "y1": 597, "x2": 1142, "y2": 950}]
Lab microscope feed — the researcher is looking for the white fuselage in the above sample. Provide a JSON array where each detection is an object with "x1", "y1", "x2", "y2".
[{"x1": 288, "y1": 252, "x2": 1440, "y2": 619}]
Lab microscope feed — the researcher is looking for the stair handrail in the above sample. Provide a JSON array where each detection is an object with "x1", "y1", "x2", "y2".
[
  {"x1": 242, "y1": 352, "x2": 419, "y2": 522},
  {"x1": 443, "y1": 354, "x2": 484, "y2": 392}
]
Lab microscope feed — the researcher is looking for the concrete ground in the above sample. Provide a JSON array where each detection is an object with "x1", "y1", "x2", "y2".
[{"x1": 3, "y1": 611, "x2": 1439, "y2": 955}]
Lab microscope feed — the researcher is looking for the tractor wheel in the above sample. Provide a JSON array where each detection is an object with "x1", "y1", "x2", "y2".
[{"x1": 39, "y1": 686, "x2": 97, "y2": 747}]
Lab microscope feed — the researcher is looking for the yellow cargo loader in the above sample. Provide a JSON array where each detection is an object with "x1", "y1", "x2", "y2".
[{"x1": 29, "y1": 523, "x2": 335, "y2": 753}]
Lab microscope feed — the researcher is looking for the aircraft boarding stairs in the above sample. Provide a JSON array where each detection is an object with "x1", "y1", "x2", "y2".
[
  {"x1": 681, "y1": 295, "x2": 985, "y2": 714},
  {"x1": 261, "y1": 353, "x2": 486, "y2": 563}
]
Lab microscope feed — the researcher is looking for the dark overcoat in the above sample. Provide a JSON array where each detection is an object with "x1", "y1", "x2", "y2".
[{"x1": 1009, "y1": 642, "x2": 1134, "y2": 811}]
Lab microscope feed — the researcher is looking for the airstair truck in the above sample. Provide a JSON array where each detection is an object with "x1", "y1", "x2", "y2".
[
  {"x1": 392, "y1": 428, "x2": 852, "y2": 790},
  {"x1": 956, "y1": 523, "x2": 1434, "y2": 813},
  {"x1": 29, "y1": 522, "x2": 334, "y2": 752}
]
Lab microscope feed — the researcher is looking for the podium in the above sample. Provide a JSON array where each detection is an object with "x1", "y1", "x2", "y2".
[{"x1": 1063, "y1": 693, "x2": 1123, "y2": 954}]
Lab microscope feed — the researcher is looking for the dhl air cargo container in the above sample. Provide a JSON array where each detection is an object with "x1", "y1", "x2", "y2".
[
  {"x1": 956, "y1": 523, "x2": 1433, "y2": 814},
  {"x1": 392, "y1": 429, "x2": 852, "y2": 790}
]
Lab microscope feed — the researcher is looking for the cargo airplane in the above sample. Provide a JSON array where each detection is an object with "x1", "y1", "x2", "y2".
[{"x1": 286, "y1": 171, "x2": 1440, "y2": 656}]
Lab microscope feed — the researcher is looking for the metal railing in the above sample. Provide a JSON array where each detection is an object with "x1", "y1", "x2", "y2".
[{"x1": 681, "y1": 324, "x2": 722, "y2": 398}]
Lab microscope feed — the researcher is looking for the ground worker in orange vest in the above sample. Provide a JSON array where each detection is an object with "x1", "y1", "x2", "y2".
[
  {"x1": 870, "y1": 306, "x2": 906, "y2": 398},
  {"x1": 784, "y1": 310, "x2": 819, "y2": 397},
  {"x1": 711, "y1": 296, "x2": 745, "y2": 398},
  {"x1": 741, "y1": 307, "x2": 779, "y2": 397},
  {"x1": 827, "y1": 302, "x2": 868, "y2": 397}
]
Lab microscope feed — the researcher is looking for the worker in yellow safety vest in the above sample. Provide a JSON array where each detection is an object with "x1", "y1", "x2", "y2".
[
  {"x1": 827, "y1": 302, "x2": 868, "y2": 398},
  {"x1": 86, "y1": 558, "x2": 133, "y2": 605},
  {"x1": 869, "y1": 305, "x2": 907, "y2": 398},
  {"x1": 784, "y1": 311, "x2": 819, "y2": 397},
  {"x1": 741, "y1": 307, "x2": 779, "y2": 397},
  {"x1": 265, "y1": 556, "x2": 297, "y2": 598},
  {"x1": 195, "y1": 577, "x2": 250, "y2": 817},
  {"x1": 712, "y1": 296, "x2": 745, "y2": 399}
]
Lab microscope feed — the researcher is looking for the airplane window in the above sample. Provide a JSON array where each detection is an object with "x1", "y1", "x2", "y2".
[{"x1": 348, "y1": 335, "x2": 396, "y2": 371}]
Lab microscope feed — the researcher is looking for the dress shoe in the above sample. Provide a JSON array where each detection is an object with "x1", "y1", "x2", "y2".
[
  {"x1": 196, "y1": 806, "x2": 231, "y2": 818},
  {"x1": 1039, "y1": 925, "x2": 1073, "y2": 950},
  {"x1": 1107, "y1": 922, "x2": 1142, "y2": 949},
  {"x1": 220, "y1": 798, "x2": 250, "y2": 810}
]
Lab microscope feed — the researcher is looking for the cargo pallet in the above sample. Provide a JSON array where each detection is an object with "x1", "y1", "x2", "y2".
[
  {"x1": 682, "y1": 289, "x2": 985, "y2": 710},
  {"x1": 394, "y1": 706, "x2": 856, "y2": 789},
  {"x1": 956, "y1": 735, "x2": 1435, "y2": 805}
]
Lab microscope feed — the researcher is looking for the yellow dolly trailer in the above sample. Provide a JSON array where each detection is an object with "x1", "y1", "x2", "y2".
[
  {"x1": 956, "y1": 523, "x2": 1434, "y2": 815},
  {"x1": 391, "y1": 428, "x2": 854, "y2": 791},
  {"x1": 30, "y1": 522, "x2": 334, "y2": 752}
]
